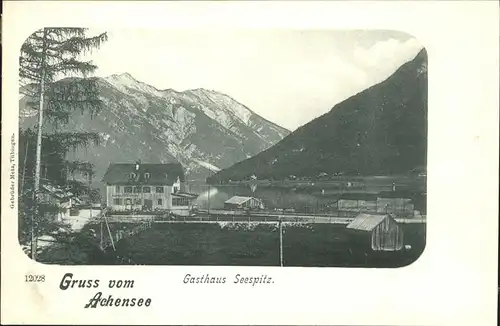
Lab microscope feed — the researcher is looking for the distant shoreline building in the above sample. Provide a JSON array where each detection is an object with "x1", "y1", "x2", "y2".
[
  {"x1": 39, "y1": 182, "x2": 83, "y2": 222},
  {"x1": 224, "y1": 196, "x2": 264, "y2": 211},
  {"x1": 336, "y1": 194, "x2": 415, "y2": 215},
  {"x1": 102, "y1": 161, "x2": 197, "y2": 214}
]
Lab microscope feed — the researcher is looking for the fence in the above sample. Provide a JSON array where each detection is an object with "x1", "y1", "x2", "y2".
[
  {"x1": 152, "y1": 213, "x2": 426, "y2": 225},
  {"x1": 101, "y1": 219, "x2": 153, "y2": 250}
]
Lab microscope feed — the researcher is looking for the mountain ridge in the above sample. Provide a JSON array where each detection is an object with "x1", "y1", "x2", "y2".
[
  {"x1": 208, "y1": 48, "x2": 428, "y2": 183},
  {"x1": 19, "y1": 73, "x2": 290, "y2": 189},
  {"x1": 103, "y1": 73, "x2": 286, "y2": 133}
]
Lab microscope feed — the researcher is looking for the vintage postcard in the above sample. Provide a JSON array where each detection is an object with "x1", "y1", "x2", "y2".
[{"x1": 1, "y1": 1, "x2": 498, "y2": 325}]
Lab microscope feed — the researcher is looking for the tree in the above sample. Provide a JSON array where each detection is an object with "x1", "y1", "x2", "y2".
[
  {"x1": 19, "y1": 28, "x2": 108, "y2": 261},
  {"x1": 18, "y1": 129, "x2": 102, "y2": 245}
]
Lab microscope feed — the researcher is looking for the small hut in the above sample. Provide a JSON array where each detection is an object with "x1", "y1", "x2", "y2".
[
  {"x1": 224, "y1": 196, "x2": 264, "y2": 210},
  {"x1": 346, "y1": 214, "x2": 404, "y2": 251}
]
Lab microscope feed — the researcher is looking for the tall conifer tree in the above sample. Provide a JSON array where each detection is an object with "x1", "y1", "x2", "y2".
[{"x1": 19, "y1": 28, "x2": 108, "y2": 260}]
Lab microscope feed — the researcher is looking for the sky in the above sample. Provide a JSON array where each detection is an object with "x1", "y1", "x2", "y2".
[{"x1": 85, "y1": 29, "x2": 423, "y2": 131}]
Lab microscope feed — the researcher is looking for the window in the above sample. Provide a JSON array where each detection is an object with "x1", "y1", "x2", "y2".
[
  {"x1": 144, "y1": 172, "x2": 151, "y2": 179},
  {"x1": 113, "y1": 198, "x2": 122, "y2": 205},
  {"x1": 143, "y1": 187, "x2": 151, "y2": 193},
  {"x1": 125, "y1": 198, "x2": 132, "y2": 205},
  {"x1": 173, "y1": 186, "x2": 179, "y2": 193},
  {"x1": 134, "y1": 198, "x2": 142, "y2": 205},
  {"x1": 133, "y1": 186, "x2": 142, "y2": 193},
  {"x1": 115, "y1": 185, "x2": 120, "y2": 193},
  {"x1": 124, "y1": 186, "x2": 133, "y2": 193},
  {"x1": 156, "y1": 186, "x2": 164, "y2": 193},
  {"x1": 157, "y1": 199, "x2": 163, "y2": 205},
  {"x1": 129, "y1": 172, "x2": 136, "y2": 179},
  {"x1": 173, "y1": 197, "x2": 189, "y2": 206}
]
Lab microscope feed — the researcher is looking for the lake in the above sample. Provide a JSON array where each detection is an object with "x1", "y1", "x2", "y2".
[{"x1": 186, "y1": 176, "x2": 426, "y2": 214}]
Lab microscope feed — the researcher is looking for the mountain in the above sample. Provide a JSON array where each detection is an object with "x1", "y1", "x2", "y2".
[
  {"x1": 19, "y1": 73, "x2": 290, "y2": 187},
  {"x1": 208, "y1": 49, "x2": 428, "y2": 182}
]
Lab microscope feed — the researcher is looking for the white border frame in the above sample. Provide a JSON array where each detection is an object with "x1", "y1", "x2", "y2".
[{"x1": 2, "y1": 1, "x2": 498, "y2": 325}]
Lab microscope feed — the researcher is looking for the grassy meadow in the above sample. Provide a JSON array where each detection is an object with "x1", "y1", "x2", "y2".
[{"x1": 105, "y1": 222, "x2": 426, "y2": 267}]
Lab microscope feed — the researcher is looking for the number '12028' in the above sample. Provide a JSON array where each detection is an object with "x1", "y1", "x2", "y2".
[{"x1": 25, "y1": 274, "x2": 45, "y2": 282}]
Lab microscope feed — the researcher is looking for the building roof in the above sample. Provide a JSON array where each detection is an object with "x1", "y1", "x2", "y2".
[
  {"x1": 377, "y1": 196, "x2": 412, "y2": 202},
  {"x1": 224, "y1": 196, "x2": 261, "y2": 205},
  {"x1": 102, "y1": 163, "x2": 184, "y2": 185},
  {"x1": 172, "y1": 192, "x2": 198, "y2": 199},
  {"x1": 41, "y1": 183, "x2": 75, "y2": 200},
  {"x1": 40, "y1": 182, "x2": 83, "y2": 205},
  {"x1": 338, "y1": 193, "x2": 378, "y2": 201},
  {"x1": 346, "y1": 213, "x2": 392, "y2": 232}
]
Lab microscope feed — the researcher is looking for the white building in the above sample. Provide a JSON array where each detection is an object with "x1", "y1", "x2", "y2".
[{"x1": 101, "y1": 161, "x2": 198, "y2": 214}]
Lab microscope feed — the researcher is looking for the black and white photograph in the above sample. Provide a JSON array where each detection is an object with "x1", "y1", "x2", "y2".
[
  {"x1": 3, "y1": 1, "x2": 499, "y2": 326},
  {"x1": 18, "y1": 28, "x2": 428, "y2": 267}
]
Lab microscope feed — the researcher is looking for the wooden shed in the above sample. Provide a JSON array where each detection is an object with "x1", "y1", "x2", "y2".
[
  {"x1": 224, "y1": 196, "x2": 264, "y2": 210},
  {"x1": 346, "y1": 214, "x2": 404, "y2": 251}
]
